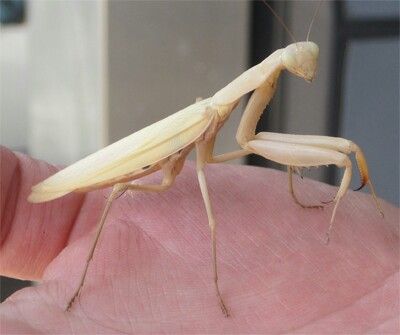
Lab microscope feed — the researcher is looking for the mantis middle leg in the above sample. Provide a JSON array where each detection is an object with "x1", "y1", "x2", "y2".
[{"x1": 196, "y1": 141, "x2": 230, "y2": 317}]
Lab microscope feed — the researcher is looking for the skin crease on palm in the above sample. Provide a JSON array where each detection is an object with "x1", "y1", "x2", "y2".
[{"x1": 0, "y1": 146, "x2": 398, "y2": 334}]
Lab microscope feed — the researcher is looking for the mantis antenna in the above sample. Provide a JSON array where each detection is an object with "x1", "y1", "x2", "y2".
[
  {"x1": 262, "y1": 0, "x2": 297, "y2": 44},
  {"x1": 306, "y1": 0, "x2": 323, "y2": 41}
]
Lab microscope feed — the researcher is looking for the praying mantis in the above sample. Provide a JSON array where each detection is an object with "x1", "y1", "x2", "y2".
[{"x1": 28, "y1": 3, "x2": 383, "y2": 317}]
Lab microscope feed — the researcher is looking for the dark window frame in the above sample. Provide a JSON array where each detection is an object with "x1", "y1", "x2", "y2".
[{"x1": 327, "y1": 1, "x2": 399, "y2": 185}]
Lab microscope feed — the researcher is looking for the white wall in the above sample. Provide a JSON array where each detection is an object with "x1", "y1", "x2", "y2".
[
  {"x1": 0, "y1": 25, "x2": 28, "y2": 152},
  {"x1": 27, "y1": 0, "x2": 107, "y2": 164}
]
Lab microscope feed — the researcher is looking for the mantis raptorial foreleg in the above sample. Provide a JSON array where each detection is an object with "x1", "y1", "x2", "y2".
[
  {"x1": 246, "y1": 139, "x2": 352, "y2": 243},
  {"x1": 215, "y1": 65, "x2": 383, "y2": 244},
  {"x1": 255, "y1": 131, "x2": 383, "y2": 217},
  {"x1": 196, "y1": 142, "x2": 230, "y2": 317},
  {"x1": 288, "y1": 165, "x2": 324, "y2": 209},
  {"x1": 66, "y1": 160, "x2": 179, "y2": 311}
]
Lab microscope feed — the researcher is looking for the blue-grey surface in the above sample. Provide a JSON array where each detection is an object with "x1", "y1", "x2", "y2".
[
  {"x1": 345, "y1": 0, "x2": 399, "y2": 19},
  {"x1": 339, "y1": 38, "x2": 399, "y2": 205},
  {"x1": 0, "y1": 0, "x2": 25, "y2": 24}
]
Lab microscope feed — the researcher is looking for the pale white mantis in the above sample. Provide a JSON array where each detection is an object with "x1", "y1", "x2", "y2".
[{"x1": 28, "y1": 3, "x2": 383, "y2": 317}]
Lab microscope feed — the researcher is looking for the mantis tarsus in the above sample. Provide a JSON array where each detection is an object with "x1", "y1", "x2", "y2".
[{"x1": 28, "y1": 3, "x2": 383, "y2": 317}]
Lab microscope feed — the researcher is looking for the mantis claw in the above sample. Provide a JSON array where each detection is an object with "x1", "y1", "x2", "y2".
[
  {"x1": 66, "y1": 289, "x2": 80, "y2": 312},
  {"x1": 353, "y1": 183, "x2": 365, "y2": 192},
  {"x1": 321, "y1": 198, "x2": 334, "y2": 205},
  {"x1": 324, "y1": 232, "x2": 331, "y2": 245},
  {"x1": 220, "y1": 301, "x2": 230, "y2": 318},
  {"x1": 300, "y1": 203, "x2": 324, "y2": 210}
]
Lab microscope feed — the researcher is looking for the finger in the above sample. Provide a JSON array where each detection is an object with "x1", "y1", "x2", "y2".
[{"x1": 0, "y1": 146, "x2": 85, "y2": 280}]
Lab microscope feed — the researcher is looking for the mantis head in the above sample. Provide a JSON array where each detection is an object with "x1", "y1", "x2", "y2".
[
  {"x1": 261, "y1": 0, "x2": 321, "y2": 83},
  {"x1": 282, "y1": 42, "x2": 319, "y2": 82}
]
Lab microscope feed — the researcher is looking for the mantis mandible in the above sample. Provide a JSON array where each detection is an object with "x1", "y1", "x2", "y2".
[{"x1": 28, "y1": 3, "x2": 383, "y2": 317}]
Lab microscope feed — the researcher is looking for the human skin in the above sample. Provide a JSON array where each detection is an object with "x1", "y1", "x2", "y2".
[{"x1": 0, "y1": 146, "x2": 398, "y2": 334}]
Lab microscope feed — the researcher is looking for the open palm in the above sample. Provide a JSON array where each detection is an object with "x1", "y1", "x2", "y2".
[{"x1": 1, "y1": 147, "x2": 398, "y2": 333}]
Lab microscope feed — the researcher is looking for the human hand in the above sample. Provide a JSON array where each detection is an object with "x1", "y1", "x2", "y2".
[{"x1": 1, "y1": 146, "x2": 398, "y2": 333}]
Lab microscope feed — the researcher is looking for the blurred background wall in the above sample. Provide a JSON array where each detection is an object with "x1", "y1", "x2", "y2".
[
  {"x1": 1, "y1": 0, "x2": 399, "y2": 301},
  {"x1": 1, "y1": 0, "x2": 27, "y2": 153},
  {"x1": 107, "y1": 1, "x2": 248, "y2": 163},
  {"x1": 27, "y1": 0, "x2": 107, "y2": 163}
]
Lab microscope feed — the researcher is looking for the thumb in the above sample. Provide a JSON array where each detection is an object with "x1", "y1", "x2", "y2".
[{"x1": 0, "y1": 146, "x2": 84, "y2": 280}]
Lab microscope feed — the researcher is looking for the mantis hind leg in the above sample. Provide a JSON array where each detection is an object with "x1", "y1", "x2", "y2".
[
  {"x1": 66, "y1": 157, "x2": 181, "y2": 311},
  {"x1": 66, "y1": 184, "x2": 122, "y2": 311}
]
